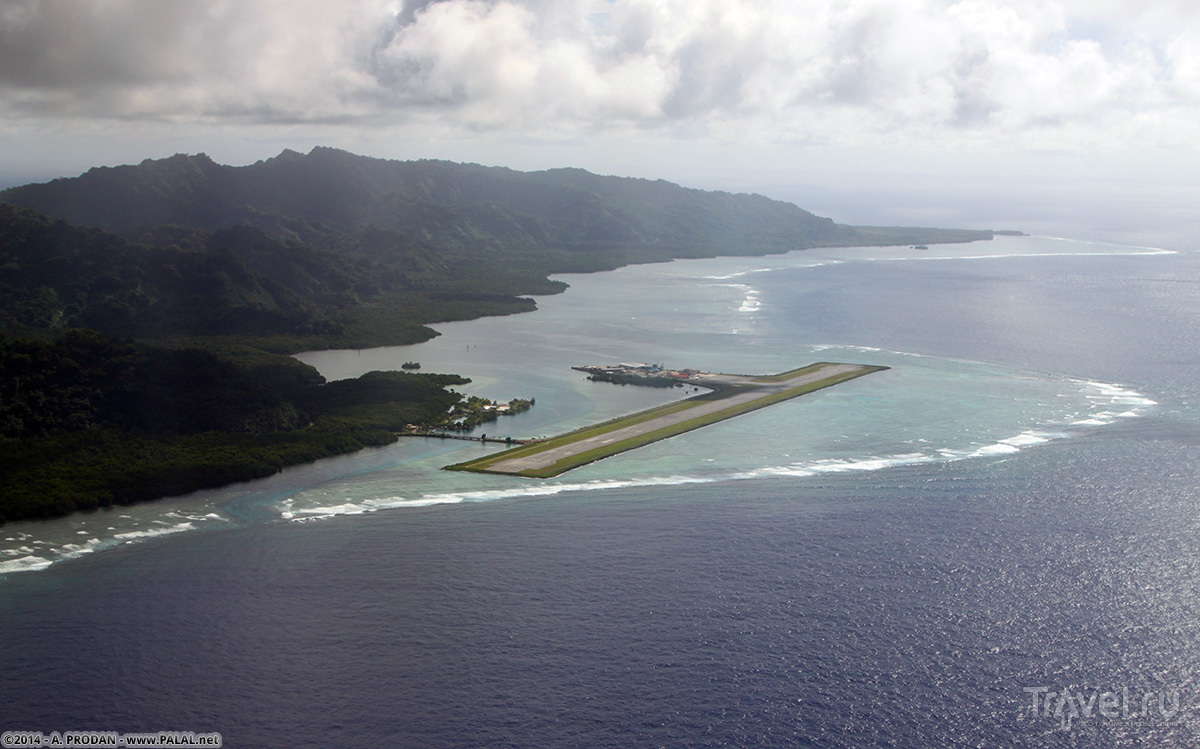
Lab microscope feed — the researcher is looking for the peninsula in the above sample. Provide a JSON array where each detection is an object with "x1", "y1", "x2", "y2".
[{"x1": 447, "y1": 362, "x2": 887, "y2": 478}]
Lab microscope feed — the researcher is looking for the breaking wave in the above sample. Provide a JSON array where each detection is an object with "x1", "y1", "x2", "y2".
[
  {"x1": 0, "y1": 514, "x2": 228, "y2": 578},
  {"x1": 1, "y1": 234, "x2": 1168, "y2": 577},
  {"x1": 276, "y1": 376, "x2": 1156, "y2": 520}
]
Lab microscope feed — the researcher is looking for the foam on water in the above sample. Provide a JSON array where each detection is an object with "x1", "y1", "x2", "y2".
[
  {"x1": 886, "y1": 249, "x2": 1177, "y2": 263},
  {"x1": 1035, "y1": 236, "x2": 1177, "y2": 254},
  {"x1": 0, "y1": 233, "x2": 1172, "y2": 577},
  {"x1": 112, "y1": 522, "x2": 196, "y2": 542},
  {"x1": 699, "y1": 259, "x2": 846, "y2": 281},
  {"x1": 1072, "y1": 380, "x2": 1158, "y2": 425},
  {"x1": 1, "y1": 360, "x2": 1157, "y2": 577},
  {"x1": 284, "y1": 475, "x2": 717, "y2": 520},
  {"x1": 700, "y1": 281, "x2": 762, "y2": 314},
  {"x1": 272, "y1": 370, "x2": 1157, "y2": 517},
  {"x1": 809, "y1": 343, "x2": 931, "y2": 359},
  {"x1": 736, "y1": 286, "x2": 761, "y2": 313},
  {"x1": 0, "y1": 556, "x2": 55, "y2": 574},
  {"x1": 0, "y1": 512, "x2": 228, "y2": 578}
]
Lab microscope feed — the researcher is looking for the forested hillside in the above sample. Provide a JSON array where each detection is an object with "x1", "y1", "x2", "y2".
[
  {"x1": 0, "y1": 329, "x2": 469, "y2": 523},
  {"x1": 1, "y1": 148, "x2": 994, "y2": 348},
  {"x1": 2, "y1": 147, "x2": 856, "y2": 256},
  {"x1": 0, "y1": 148, "x2": 994, "y2": 523},
  {"x1": 0, "y1": 202, "x2": 550, "y2": 350}
]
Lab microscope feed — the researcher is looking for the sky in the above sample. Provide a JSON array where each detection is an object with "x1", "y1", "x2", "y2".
[{"x1": 2, "y1": 0, "x2": 1198, "y2": 230}]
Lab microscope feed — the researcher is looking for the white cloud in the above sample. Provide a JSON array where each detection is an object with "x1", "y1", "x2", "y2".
[
  {"x1": 371, "y1": 0, "x2": 675, "y2": 126},
  {"x1": 1, "y1": 0, "x2": 1198, "y2": 152}
]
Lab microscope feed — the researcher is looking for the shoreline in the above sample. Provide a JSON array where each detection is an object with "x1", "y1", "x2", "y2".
[
  {"x1": 0, "y1": 233, "x2": 1169, "y2": 576},
  {"x1": 446, "y1": 363, "x2": 888, "y2": 478}
]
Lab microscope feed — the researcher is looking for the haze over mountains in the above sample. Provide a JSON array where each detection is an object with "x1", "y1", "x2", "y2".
[
  {"x1": 6, "y1": 146, "x2": 855, "y2": 251},
  {"x1": 0, "y1": 147, "x2": 990, "y2": 347},
  {"x1": 0, "y1": 147, "x2": 995, "y2": 523}
]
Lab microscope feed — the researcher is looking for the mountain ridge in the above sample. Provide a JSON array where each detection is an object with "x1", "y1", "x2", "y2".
[
  {"x1": 0, "y1": 148, "x2": 995, "y2": 522},
  {"x1": 1, "y1": 147, "x2": 858, "y2": 254},
  {"x1": 1, "y1": 147, "x2": 992, "y2": 349}
]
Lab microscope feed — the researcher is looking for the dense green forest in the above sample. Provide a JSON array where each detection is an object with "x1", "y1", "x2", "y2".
[
  {"x1": 0, "y1": 330, "x2": 468, "y2": 523},
  {"x1": 0, "y1": 148, "x2": 996, "y2": 523},
  {"x1": 0, "y1": 201, "x2": 549, "y2": 350},
  {"x1": 0, "y1": 148, "x2": 994, "y2": 349},
  {"x1": 587, "y1": 372, "x2": 686, "y2": 388}
]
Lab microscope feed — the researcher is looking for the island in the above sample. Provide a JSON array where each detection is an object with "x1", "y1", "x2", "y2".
[
  {"x1": 0, "y1": 147, "x2": 981, "y2": 522},
  {"x1": 447, "y1": 362, "x2": 887, "y2": 478},
  {"x1": 573, "y1": 361, "x2": 696, "y2": 388}
]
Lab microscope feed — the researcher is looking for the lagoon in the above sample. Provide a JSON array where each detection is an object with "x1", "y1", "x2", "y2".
[{"x1": 3, "y1": 232, "x2": 1199, "y2": 746}]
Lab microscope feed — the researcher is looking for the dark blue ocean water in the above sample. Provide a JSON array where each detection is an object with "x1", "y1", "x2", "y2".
[{"x1": 3, "y1": 243, "x2": 1200, "y2": 747}]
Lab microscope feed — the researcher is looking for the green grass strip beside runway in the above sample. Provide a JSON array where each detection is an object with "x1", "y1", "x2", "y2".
[{"x1": 445, "y1": 363, "x2": 888, "y2": 478}]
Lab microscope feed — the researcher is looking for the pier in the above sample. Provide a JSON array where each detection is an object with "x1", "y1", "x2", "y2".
[{"x1": 400, "y1": 431, "x2": 537, "y2": 445}]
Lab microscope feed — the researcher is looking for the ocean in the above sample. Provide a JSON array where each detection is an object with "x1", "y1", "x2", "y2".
[{"x1": 2, "y1": 231, "x2": 1198, "y2": 747}]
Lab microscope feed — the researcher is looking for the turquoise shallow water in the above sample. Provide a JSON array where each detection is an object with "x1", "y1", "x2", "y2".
[
  {"x1": 3, "y1": 229, "x2": 1199, "y2": 747},
  {"x1": 279, "y1": 235, "x2": 1161, "y2": 519},
  {"x1": 0, "y1": 235, "x2": 1167, "y2": 574}
]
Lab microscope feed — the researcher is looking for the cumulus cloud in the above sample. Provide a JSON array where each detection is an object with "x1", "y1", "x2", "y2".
[{"x1": 1, "y1": 0, "x2": 1197, "y2": 148}]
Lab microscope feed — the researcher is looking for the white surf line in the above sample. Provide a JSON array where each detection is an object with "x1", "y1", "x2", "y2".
[
  {"x1": 1032, "y1": 236, "x2": 1177, "y2": 254},
  {"x1": 283, "y1": 386, "x2": 1156, "y2": 522},
  {"x1": 876, "y1": 249, "x2": 1177, "y2": 264},
  {"x1": 285, "y1": 475, "x2": 717, "y2": 519},
  {"x1": 478, "y1": 364, "x2": 869, "y2": 475},
  {"x1": 0, "y1": 513, "x2": 232, "y2": 578},
  {"x1": 694, "y1": 245, "x2": 1174, "y2": 287},
  {"x1": 699, "y1": 259, "x2": 845, "y2": 280},
  {"x1": 687, "y1": 236, "x2": 1173, "y2": 284},
  {"x1": 279, "y1": 364, "x2": 1161, "y2": 519}
]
